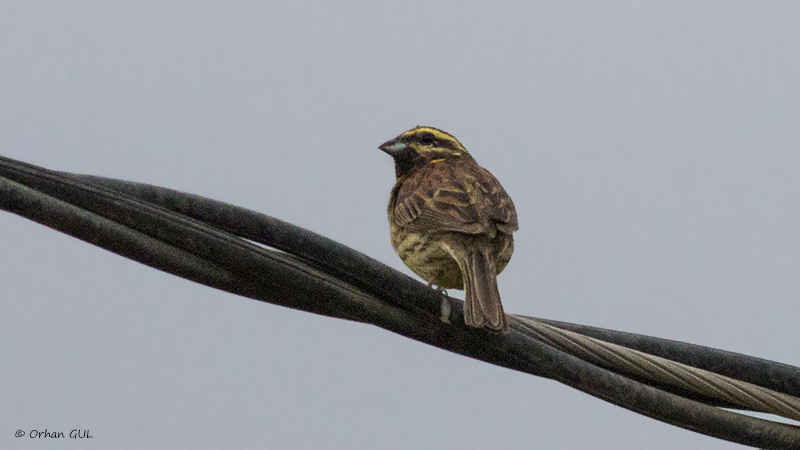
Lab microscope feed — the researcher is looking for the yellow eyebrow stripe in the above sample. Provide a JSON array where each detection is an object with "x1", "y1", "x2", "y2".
[
  {"x1": 401, "y1": 127, "x2": 459, "y2": 145},
  {"x1": 430, "y1": 159, "x2": 445, "y2": 164},
  {"x1": 423, "y1": 129, "x2": 455, "y2": 141},
  {"x1": 398, "y1": 126, "x2": 469, "y2": 154}
]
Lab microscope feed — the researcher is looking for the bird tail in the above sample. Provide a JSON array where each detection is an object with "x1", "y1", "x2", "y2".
[{"x1": 462, "y1": 240, "x2": 508, "y2": 333}]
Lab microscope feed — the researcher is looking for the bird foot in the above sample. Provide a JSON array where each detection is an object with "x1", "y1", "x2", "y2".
[{"x1": 427, "y1": 282, "x2": 452, "y2": 324}]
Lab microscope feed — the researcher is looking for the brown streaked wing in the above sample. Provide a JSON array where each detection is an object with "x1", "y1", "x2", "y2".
[
  {"x1": 474, "y1": 166, "x2": 519, "y2": 234},
  {"x1": 392, "y1": 162, "x2": 499, "y2": 235}
]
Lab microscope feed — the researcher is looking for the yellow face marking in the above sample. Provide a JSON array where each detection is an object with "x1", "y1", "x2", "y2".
[
  {"x1": 399, "y1": 126, "x2": 468, "y2": 154},
  {"x1": 430, "y1": 159, "x2": 445, "y2": 164},
  {"x1": 401, "y1": 127, "x2": 458, "y2": 143}
]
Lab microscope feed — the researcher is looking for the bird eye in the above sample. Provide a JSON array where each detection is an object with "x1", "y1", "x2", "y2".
[{"x1": 418, "y1": 133, "x2": 435, "y2": 146}]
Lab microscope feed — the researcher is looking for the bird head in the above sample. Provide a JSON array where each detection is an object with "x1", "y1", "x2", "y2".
[{"x1": 379, "y1": 126, "x2": 471, "y2": 179}]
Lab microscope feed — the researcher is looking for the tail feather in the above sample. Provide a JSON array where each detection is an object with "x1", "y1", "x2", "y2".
[{"x1": 462, "y1": 242, "x2": 508, "y2": 333}]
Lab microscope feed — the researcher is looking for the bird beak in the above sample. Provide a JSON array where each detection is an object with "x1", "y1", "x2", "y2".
[{"x1": 379, "y1": 138, "x2": 409, "y2": 156}]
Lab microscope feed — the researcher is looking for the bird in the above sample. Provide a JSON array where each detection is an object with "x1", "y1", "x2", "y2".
[{"x1": 379, "y1": 126, "x2": 518, "y2": 333}]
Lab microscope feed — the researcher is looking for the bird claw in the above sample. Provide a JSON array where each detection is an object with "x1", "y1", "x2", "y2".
[{"x1": 427, "y1": 282, "x2": 448, "y2": 295}]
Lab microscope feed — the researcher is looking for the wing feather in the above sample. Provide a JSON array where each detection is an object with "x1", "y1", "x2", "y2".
[{"x1": 390, "y1": 160, "x2": 517, "y2": 236}]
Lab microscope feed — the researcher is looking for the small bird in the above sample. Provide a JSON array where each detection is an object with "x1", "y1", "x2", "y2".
[{"x1": 379, "y1": 126, "x2": 518, "y2": 333}]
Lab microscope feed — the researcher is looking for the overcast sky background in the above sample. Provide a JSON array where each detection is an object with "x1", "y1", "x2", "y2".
[{"x1": 2, "y1": 2, "x2": 799, "y2": 449}]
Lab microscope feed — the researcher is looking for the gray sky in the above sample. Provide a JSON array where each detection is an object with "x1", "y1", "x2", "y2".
[{"x1": 2, "y1": 2, "x2": 799, "y2": 449}]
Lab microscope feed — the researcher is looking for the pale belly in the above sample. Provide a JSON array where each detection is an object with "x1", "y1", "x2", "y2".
[{"x1": 391, "y1": 229, "x2": 464, "y2": 289}]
